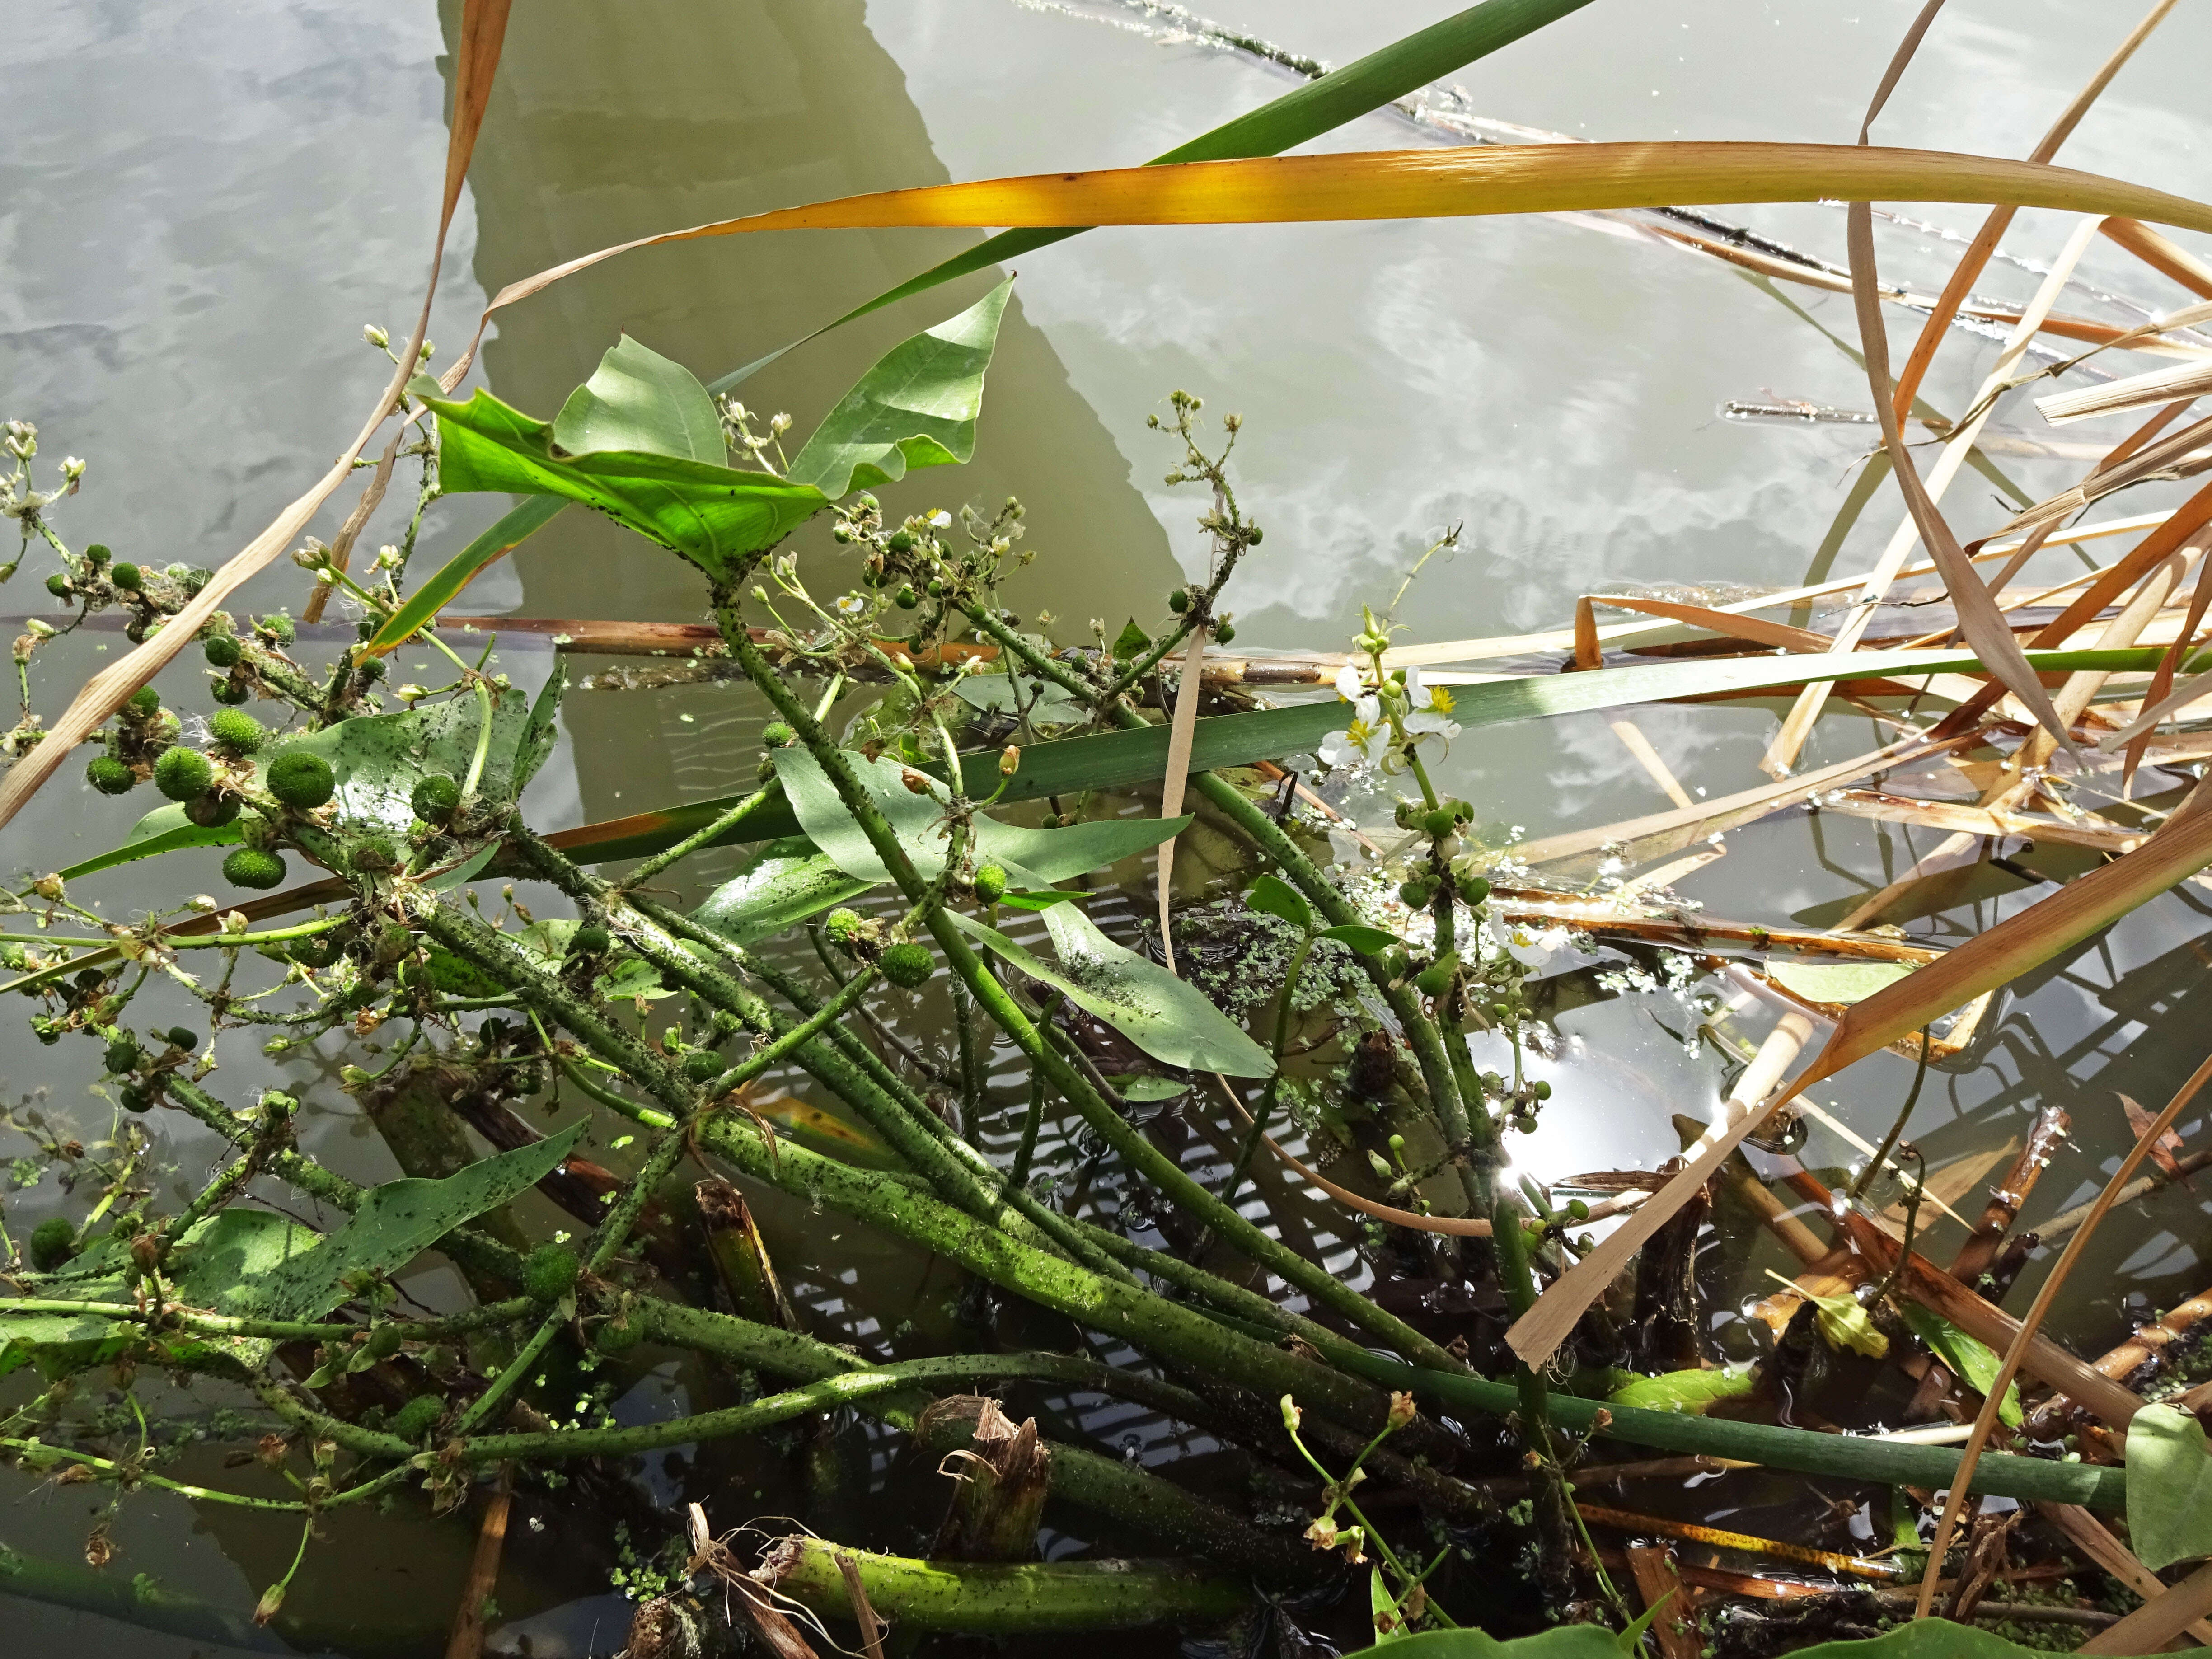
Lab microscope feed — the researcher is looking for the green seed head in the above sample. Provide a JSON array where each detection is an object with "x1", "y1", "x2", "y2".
[
  {"x1": 1167, "y1": 588, "x2": 1190, "y2": 613},
  {"x1": 110, "y1": 562, "x2": 143, "y2": 591},
  {"x1": 390, "y1": 1395, "x2": 443, "y2": 1442},
  {"x1": 1460, "y1": 875, "x2": 1491, "y2": 906},
  {"x1": 895, "y1": 586, "x2": 919, "y2": 609},
  {"x1": 409, "y1": 774, "x2": 461, "y2": 823},
  {"x1": 880, "y1": 942, "x2": 933, "y2": 989},
  {"x1": 1422, "y1": 808, "x2": 1457, "y2": 839},
  {"x1": 759, "y1": 722, "x2": 796, "y2": 749},
  {"x1": 84, "y1": 545, "x2": 111, "y2": 569},
  {"x1": 103, "y1": 1035, "x2": 140, "y2": 1074},
  {"x1": 570, "y1": 924, "x2": 611, "y2": 958},
  {"x1": 1413, "y1": 953, "x2": 1458, "y2": 997},
  {"x1": 28, "y1": 1218, "x2": 75, "y2": 1272},
  {"x1": 523, "y1": 1244, "x2": 581, "y2": 1303},
  {"x1": 1398, "y1": 880, "x2": 1433, "y2": 910},
  {"x1": 208, "y1": 709, "x2": 267, "y2": 755},
  {"x1": 209, "y1": 678, "x2": 249, "y2": 705},
  {"x1": 256, "y1": 614, "x2": 296, "y2": 645},
  {"x1": 350, "y1": 834, "x2": 399, "y2": 873},
  {"x1": 824, "y1": 909, "x2": 866, "y2": 948},
  {"x1": 595, "y1": 1316, "x2": 642, "y2": 1355},
  {"x1": 152, "y1": 746, "x2": 215, "y2": 802},
  {"x1": 1213, "y1": 619, "x2": 1237, "y2": 645},
  {"x1": 222, "y1": 847, "x2": 287, "y2": 890},
  {"x1": 202, "y1": 634, "x2": 243, "y2": 669},
  {"x1": 44, "y1": 573, "x2": 71, "y2": 599},
  {"x1": 972, "y1": 863, "x2": 1008, "y2": 904},
  {"x1": 125, "y1": 686, "x2": 161, "y2": 720},
  {"x1": 365, "y1": 1325, "x2": 404, "y2": 1359},
  {"x1": 682, "y1": 1049, "x2": 723, "y2": 1084},
  {"x1": 887, "y1": 530, "x2": 916, "y2": 553},
  {"x1": 265, "y1": 751, "x2": 335, "y2": 809},
  {"x1": 118, "y1": 1083, "x2": 152, "y2": 1114},
  {"x1": 85, "y1": 756, "x2": 136, "y2": 796}
]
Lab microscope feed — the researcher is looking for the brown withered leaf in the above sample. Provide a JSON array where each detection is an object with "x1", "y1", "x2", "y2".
[{"x1": 2122, "y1": 1092, "x2": 2193, "y2": 1187}]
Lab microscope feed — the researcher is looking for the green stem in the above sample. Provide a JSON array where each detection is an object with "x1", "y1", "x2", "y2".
[
  {"x1": 1223, "y1": 933, "x2": 1313, "y2": 1207},
  {"x1": 717, "y1": 614, "x2": 1458, "y2": 1370}
]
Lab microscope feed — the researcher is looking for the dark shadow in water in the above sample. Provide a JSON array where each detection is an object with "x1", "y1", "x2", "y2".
[{"x1": 441, "y1": 0, "x2": 1177, "y2": 825}]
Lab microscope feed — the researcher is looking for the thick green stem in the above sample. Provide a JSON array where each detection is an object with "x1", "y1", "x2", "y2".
[{"x1": 762, "y1": 1537, "x2": 1248, "y2": 1634}]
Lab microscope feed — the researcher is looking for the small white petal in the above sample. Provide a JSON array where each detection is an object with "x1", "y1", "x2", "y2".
[
  {"x1": 1403, "y1": 665, "x2": 1427, "y2": 707},
  {"x1": 1354, "y1": 695, "x2": 1381, "y2": 726},
  {"x1": 1334, "y1": 664, "x2": 1365, "y2": 702}
]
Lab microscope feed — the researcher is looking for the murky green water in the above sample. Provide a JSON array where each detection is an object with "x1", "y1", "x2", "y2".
[{"x1": 9, "y1": 0, "x2": 2212, "y2": 1650}]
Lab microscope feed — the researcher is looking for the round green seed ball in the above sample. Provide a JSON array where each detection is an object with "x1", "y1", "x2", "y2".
[
  {"x1": 570, "y1": 923, "x2": 611, "y2": 957},
  {"x1": 223, "y1": 847, "x2": 287, "y2": 890},
  {"x1": 524, "y1": 1244, "x2": 581, "y2": 1303},
  {"x1": 257, "y1": 614, "x2": 296, "y2": 645},
  {"x1": 110, "y1": 563, "x2": 143, "y2": 591},
  {"x1": 85, "y1": 756, "x2": 136, "y2": 796},
  {"x1": 209, "y1": 678, "x2": 249, "y2": 706},
  {"x1": 880, "y1": 942, "x2": 933, "y2": 989},
  {"x1": 1460, "y1": 876, "x2": 1491, "y2": 906},
  {"x1": 28, "y1": 1218, "x2": 75, "y2": 1272},
  {"x1": 409, "y1": 774, "x2": 460, "y2": 823},
  {"x1": 152, "y1": 746, "x2": 214, "y2": 802},
  {"x1": 365, "y1": 1325, "x2": 404, "y2": 1359},
  {"x1": 45, "y1": 573, "x2": 72, "y2": 599},
  {"x1": 760, "y1": 722, "x2": 796, "y2": 749},
  {"x1": 202, "y1": 634, "x2": 243, "y2": 669},
  {"x1": 1167, "y1": 588, "x2": 1190, "y2": 613},
  {"x1": 1413, "y1": 957, "x2": 1456, "y2": 997},
  {"x1": 166, "y1": 1027, "x2": 198, "y2": 1051},
  {"x1": 595, "y1": 1317, "x2": 642, "y2": 1355},
  {"x1": 887, "y1": 530, "x2": 916, "y2": 553},
  {"x1": 824, "y1": 909, "x2": 865, "y2": 947},
  {"x1": 103, "y1": 1035, "x2": 139, "y2": 1074},
  {"x1": 682, "y1": 1050, "x2": 723, "y2": 1084},
  {"x1": 84, "y1": 545, "x2": 111, "y2": 569},
  {"x1": 895, "y1": 586, "x2": 919, "y2": 610},
  {"x1": 265, "y1": 751, "x2": 335, "y2": 809},
  {"x1": 1399, "y1": 880, "x2": 1432, "y2": 910},
  {"x1": 125, "y1": 686, "x2": 161, "y2": 719},
  {"x1": 972, "y1": 863, "x2": 1008, "y2": 904},
  {"x1": 207, "y1": 709, "x2": 267, "y2": 755},
  {"x1": 118, "y1": 1083, "x2": 152, "y2": 1114},
  {"x1": 1213, "y1": 620, "x2": 1237, "y2": 645},
  {"x1": 390, "y1": 1395, "x2": 443, "y2": 1442}
]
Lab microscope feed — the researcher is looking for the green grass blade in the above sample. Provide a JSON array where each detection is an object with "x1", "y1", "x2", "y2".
[{"x1": 362, "y1": 495, "x2": 567, "y2": 658}]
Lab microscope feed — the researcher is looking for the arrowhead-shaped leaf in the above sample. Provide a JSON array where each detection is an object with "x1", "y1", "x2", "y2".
[
  {"x1": 2128, "y1": 1402, "x2": 2212, "y2": 1570},
  {"x1": 552, "y1": 334, "x2": 726, "y2": 462},
  {"x1": 426, "y1": 375, "x2": 825, "y2": 582},
  {"x1": 786, "y1": 279, "x2": 1012, "y2": 499}
]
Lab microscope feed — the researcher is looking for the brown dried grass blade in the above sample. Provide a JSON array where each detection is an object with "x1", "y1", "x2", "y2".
[
  {"x1": 1588, "y1": 595, "x2": 1831, "y2": 654},
  {"x1": 2038, "y1": 1504, "x2": 2212, "y2": 1648},
  {"x1": 1888, "y1": 0, "x2": 2179, "y2": 420},
  {"x1": 1155, "y1": 624, "x2": 1208, "y2": 974},
  {"x1": 1912, "y1": 1049, "x2": 2212, "y2": 1617},
  {"x1": 1504, "y1": 1010, "x2": 1814, "y2": 1366},
  {"x1": 2103, "y1": 217, "x2": 2212, "y2": 299},
  {"x1": 0, "y1": 0, "x2": 512, "y2": 835}
]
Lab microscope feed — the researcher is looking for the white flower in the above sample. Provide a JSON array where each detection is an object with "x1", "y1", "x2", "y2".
[
  {"x1": 928, "y1": 510, "x2": 952, "y2": 529},
  {"x1": 1334, "y1": 663, "x2": 1368, "y2": 703},
  {"x1": 834, "y1": 593, "x2": 866, "y2": 617},
  {"x1": 1318, "y1": 700, "x2": 1387, "y2": 769},
  {"x1": 1404, "y1": 710, "x2": 1460, "y2": 740}
]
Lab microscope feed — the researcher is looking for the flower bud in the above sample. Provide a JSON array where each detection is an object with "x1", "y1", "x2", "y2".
[
  {"x1": 363, "y1": 324, "x2": 390, "y2": 348},
  {"x1": 999, "y1": 745, "x2": 1020, "y2": 777},
  {"x1": 1279, "y1": 1394, "x2": 1303, "y2": 1434}
]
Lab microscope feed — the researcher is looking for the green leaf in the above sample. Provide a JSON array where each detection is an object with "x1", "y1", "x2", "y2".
[
  {"x1": 1605, "y1": 1363, "x2": 1756, "y2": 1415},
  {"x1": 785, "y1": 280, "x2": 1012, "y2": 499},
  {"x1": 425, "y1": 377, "x2": 826, "y2": 583},
  {"x1": 1898, "y1": 1305, "x2": 2022, "y2": 1429},
  {"x1": 1766, "y1": 958, "x2": 1916, "y2": 1005},
  {"x1": 361, "y1": 496, "x2": 566, "y2": 658},
  {"x1": 1371, "y1": 1563, "x2": 1410, "y2": 1644},
  {"x1": 946, "y1": 905, "x2": 1274, "y2": 1077},
  {"x1": 191, "y1": 1126, "x2": 585, "y2": 1325},
  {"x1": 1317, "y1": 924, "x2": 1399, "y2": 956},
  {"x1": 1614, "y1": 1591, "x2": 1670, "y2": 1654},
  {"x1": 552, "y1": 334, "x2": 726, "y2": 463},
  {"x1": 773, "y1": 746, "x2": 1191, "y2": 891},
  {"x1": 694, "y1": 839, "x2": 875, "y2": 951},
  {"x1": 2128, "y1": 1402, "x2": 2212, "y2": 1570},
  {"x1": 950, "y1": 670, "x2": 1090, "y2": 728},
  {"x1": 516, "y1": 919, "x2": 676, "y2": 1001},
  {"x1": 1112, "y1": 619, "x2": 1153, "y2": 661},
  {"x1": 713, "y1": 0, "x2": 1607, "y2": 388},
  {"x1": 515, "y1": 661, "x2": 568, "y2": 796},
  {"x1": 265, "y1": 687, "x2": 543, "y2": 836},
  {"x1": 1247, "y1": 872, "x2": 1314, "y2": 933},
  {"x1": 996, "y1": 888, "x2": 1084, "y2": 912},
  {"x1": 1106, "y1": 1075, "x2": 1191, "y2": 1103},
  {"x1": 1807, "y1": 1290, "x2": 1889, "y2": 1358},
  {"x1": 60, "y1": 808, "x2": 242, "y2": 881}
]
